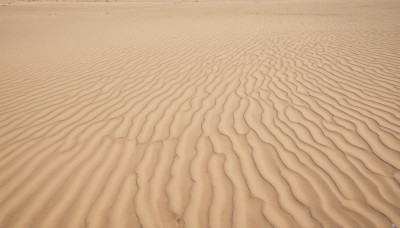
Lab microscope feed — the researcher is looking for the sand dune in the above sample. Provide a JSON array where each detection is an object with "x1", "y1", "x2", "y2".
[{"x1": 0, "y1": 1, "x2": 400, "y2": 227}]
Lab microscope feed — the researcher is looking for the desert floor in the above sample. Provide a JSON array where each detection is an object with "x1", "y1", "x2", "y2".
[{"x1": 0, "y1": 1, "x2": 400, "y2": 227}]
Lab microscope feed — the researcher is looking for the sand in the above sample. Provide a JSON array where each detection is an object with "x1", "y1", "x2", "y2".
[{"x1": 0, "y1": 0, "x2": 400, "y2": 227}]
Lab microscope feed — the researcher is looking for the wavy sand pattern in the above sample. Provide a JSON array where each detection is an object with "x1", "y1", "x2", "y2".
[{"x1": 0, "y1": 1, "x2": 400, "y2": 227}]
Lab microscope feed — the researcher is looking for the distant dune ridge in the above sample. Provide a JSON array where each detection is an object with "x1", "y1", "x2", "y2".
[{"x1": 0, "y1": 0, "x2": 400, "y2": 227}]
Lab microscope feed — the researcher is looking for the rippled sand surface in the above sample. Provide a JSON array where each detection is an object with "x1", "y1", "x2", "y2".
[{"x1": 1, "y1": 1, "x2": 400, "y2": 227}]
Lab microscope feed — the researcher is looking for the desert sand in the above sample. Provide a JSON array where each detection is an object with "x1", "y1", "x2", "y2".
[{"x1": 0, "y1": 0, "x2": 400, "y2": 227}]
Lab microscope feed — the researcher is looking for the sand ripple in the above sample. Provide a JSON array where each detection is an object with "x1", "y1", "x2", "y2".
[{"x1": 0, "y1": 1, "x2": 399, "y2": 227}]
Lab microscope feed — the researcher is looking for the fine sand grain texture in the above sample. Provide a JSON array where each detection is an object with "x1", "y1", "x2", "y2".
[{"x1": 1, "y1": 1, "x2": 400, "y2": 227}]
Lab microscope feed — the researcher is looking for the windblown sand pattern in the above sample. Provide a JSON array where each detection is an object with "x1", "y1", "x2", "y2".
[{"x1": 0, "y1": 1, "x2": 400, "y2": 227}]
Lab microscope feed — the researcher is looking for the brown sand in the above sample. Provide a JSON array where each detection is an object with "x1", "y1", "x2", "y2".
[{"x1": 0, "y1": 1, "x2": 400, "y2": 227}]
